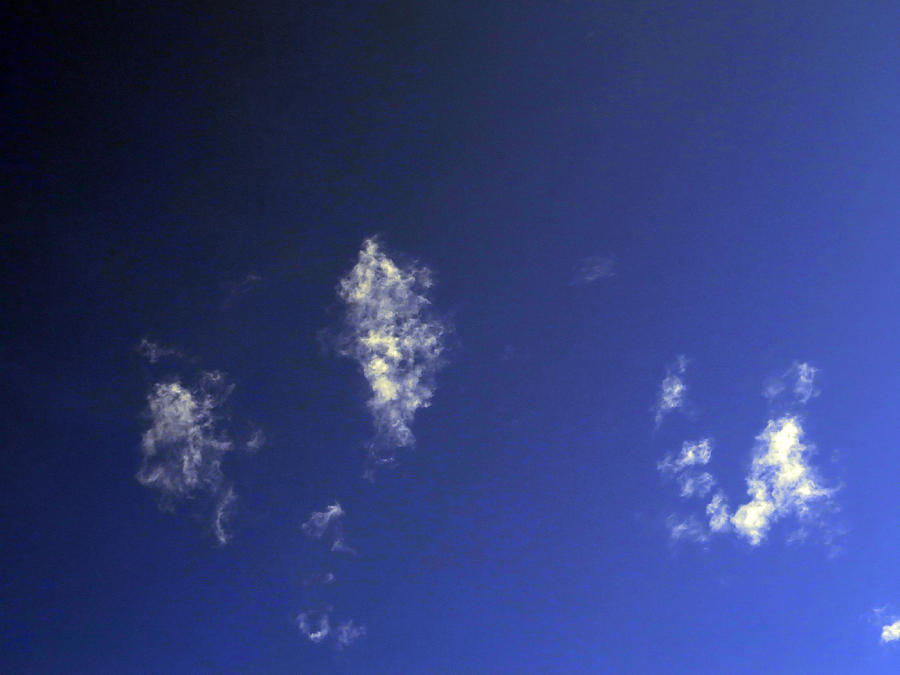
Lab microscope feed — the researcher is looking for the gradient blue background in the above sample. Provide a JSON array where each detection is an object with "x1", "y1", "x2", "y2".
[{"x1": 3, "y1": 1, "x2": 899, "y2": 672}]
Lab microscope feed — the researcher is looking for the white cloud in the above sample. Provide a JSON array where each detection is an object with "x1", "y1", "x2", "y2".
[
  {"x1": 213, "y1": 485, "x2": 237, "y2": 546},
  {"x1": 136, "y1": 338, "x2": 182, "y2": 363},
  {"x1": 666, "y1": 514, "x2": 709, "y2": 543},
  {"x1": 658, "y1": 438, "x2": 712, "y2": 474},
  {"x1": 297, "y1": 610, "x2": 331, "y2": 644},
  {"x1": 245, "y1": 427, "x2": 266, "y2": 453},
  {"x1": 136, "y1": 371, "x2": 256, "y2": 544},
  {"x1": 302, "y1": 502, "x2": 355, "y2": 554},
  {"x1": 655, "y1": 355, "x2": 688, "y2": 426},
  {"x1": 677, "y1": 471, "x2": 716, "y2": 498},
  {"x1": 792, "y1": 362, "x2": 819, "y2": 404},
  {"x1": 763, "y1": 361, "x2": 819, "y2": 405},
  {"x1": 337, "y1": 238, "x2": 446, "y2": 472},
  {"x1": 730, "y1": 416, "x2": 834, "y2": 545},
  {"x1": 297, "y1": 610, "x2": 365, "y2": 648},
  {"x1": 706, "y1": 491, "x2": 731, "y2": 533},
  {"x1": 335, "y1": 619, "x2": 367, "y2": 649},
  {"x1": 882, "y1": 619, "x2": 900, "y2": 643},
  {"x1": 137, "y1": 372, "x2": 235, "y2": 504},
  {"x1": 571, "y1": 254, "x2": 615, "y2": 285}
]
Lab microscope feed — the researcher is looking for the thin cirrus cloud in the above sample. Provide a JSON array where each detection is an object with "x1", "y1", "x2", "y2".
[
  {"x1": 654, "y1": 355, "x2": 688, "y2": 426},
  {"x1": 570, "y1": 254, "x2": 616, "y2": 285},
  {"x1": 301, "y1": 502, "x2": 355, "y2": 554},
  {"x1": 136, "y1": 370, "x2": 253, "y2": 545},
  {"x1": 136, "y1": 338, "x2": 183, "y2": 364},
  {"x1": 337, "y1": 237, "x2": 446, "y2": 473},
  {"x1": 763, "y1": 361, "x2": 819, "y2": 405}
]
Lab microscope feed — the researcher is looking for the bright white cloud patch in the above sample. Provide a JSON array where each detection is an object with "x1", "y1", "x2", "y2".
[
  {"x1": 337, "y1": 238, "x2": 446, "y2": 472},
  {"x1": 882, "y1": 620, "x2": 900, "y2": 643},
  {"x1": 730, "y1": 416, "x2": 834, "y2": 545},
  {"x1": 302, "y1": 502, "x2": 354, "y2": 554},
  {"x1": 655, "y1": 355, "x2": 688, "y2": 426}
]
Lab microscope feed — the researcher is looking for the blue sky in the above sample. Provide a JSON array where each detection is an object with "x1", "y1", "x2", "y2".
[{"x1": 3, "y1": 1, "x2": 900, "y2": 672}]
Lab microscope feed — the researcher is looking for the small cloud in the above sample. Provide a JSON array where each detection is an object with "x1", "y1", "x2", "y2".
[
  {"x1": 654, "y1": 355, "x2": 688, "y2": 427},
  {"x1": 336, "y1": 237, "x2": 446, "y2": 475},
  {"x1": 221, "y1": 273, "x2": 263, "y2": 307},
  {"x1": 213, "y1": 485, "x2": 237, "y2": 546},
  {"x1": 297, "y1": 610, "x2": 331, "y2": 644},
  {"x1": 763, "y1": 361, "x2": 819, "y2": 405},
  {"x1": 706, "y1": 491, "x2": 731, "y2": 533},
  {"x1": 677, "y1": 471, "x2": 716, "y2": 498},
  {"x1": 297, "y1": 610, "x2": 365, "y2": 649},
  {"x1": 136, "y1": 338, "x2": 182, "y2": 364},
  {"x1": 882, "y1": 619, "x2": 900, "y2": 644},
  {"x1": 730, "y1": 416, "x2": 835, "y2": 545},
  {"x1": 136, "y1": 370, "x2": 256, "y2": 544},
  {"x1": 302, "y1": 502, "x2": 355, "y2": 554},
  {"x1": 658, "y1": 438, "x2": 712, "y2": 474},
  {"x1": 666, "y1": 514, "x2": 709, "y2": 543},
  {"x1": 303, "y1": 571, "x2": 336, "y2": 586},
  {"x1": 570, "y1": 254, "x2": 615, "y2": 285},
  {"x1": 245, "y1": 427, "x2": 266, "y2": 453},
  {"x1": 335, "y1": 619, "x2": 367, "y2": 649}
]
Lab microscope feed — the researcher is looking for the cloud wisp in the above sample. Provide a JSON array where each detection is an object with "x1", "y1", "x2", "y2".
[
  {"x1": 655, "y1": 355, "x2": 688, "y2": 427},
  {"x1": 337, "y1": 237, "x2": 446, "y2": 474},
  {"x1": 763, "y1": 361, "x2": 819, "y2": 405},
  {"x1": 658, "y1": 439, "x2": 716, "y2": 499},
  {"x1": 136, "y1": 338, "x2": 183, "y2": 364},
  {"x1": 302, "y1": 502, "x2": 355, "y2": 555},
  {"x1": 137, "y1": 370, "x2": 253, "y2": 544},
  {"x1": 297, "y1": 609, "x2": 366, "y2": 649},
  {"x1": 570, "y1": 254, "x2": 616, "y2": 285}
]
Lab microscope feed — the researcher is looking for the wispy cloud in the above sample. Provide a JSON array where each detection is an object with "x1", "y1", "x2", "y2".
[
  {"x1": 658, "y1": 438, "x2": 712, "y2": 473},
  {"x1": 337, "y1": 237, "x2": 446, "y2": 473},
  {"x1": 655, "y1": 355, "x2": 688, "y2": 426},
  {"x1": 302, "y1": 502, "x2": 355, "y2": 554},
  {"x1": 658, "y1": 439, "x2": 715, "y2": 498},
  {"x1": 666, "y1": 514, "x2": 709, "y2": 543},
  {"x1": 706, "y1": 491, "x2": 731, "y2": 533},
  {"x1": 136, "y1": 338, "x2": 182, "y2": 364},
  {"x1": 730, "y1": 416, "x2": 835, "y2": 546},
  {"x1": 297, "y1": 610, "x2": 366, "y2": 649},
  {"x1": 763, "y1": 361, "x2": 819, "y2": 405},
  {"x1": 570, "y1": 254, "x2": 615, "y2": 285},
  {"x1": 882, "y1": 619, "x2": 900, "y2": 643},
  {"x1": 137, "y1": 370, "x2": 253, "y2": 544},
  {"x1": 213, "y1": 485, "x2": 237, "y2": 546},
  {"x1": 297, "y1": 610, "x2": 331, "y2": 644}
]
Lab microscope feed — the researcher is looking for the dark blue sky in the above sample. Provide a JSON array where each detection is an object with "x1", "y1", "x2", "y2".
[{"x1": 3, "y1": 1, "x2": 900, "y2": 672}]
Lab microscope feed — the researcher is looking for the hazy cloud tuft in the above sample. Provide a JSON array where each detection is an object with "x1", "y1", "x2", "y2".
[
  {"x1": 136, "y1": 338, "x2": 182, "y2": 364},
  {"x1": 302, "y1": 502, "x2": 355, "y2": 554},
  {"x1": 297, "y1": 610, "x2": 365, "y2": 648},
  {"x1": 655, "y1": 355, "x2": 688, "y2": 426},
  {"x1": 337, "y1": 237, "x2": 446, "y2": 472},
  {"x1": 571, "y1": 254, "x2": 615, "y2": 285}
]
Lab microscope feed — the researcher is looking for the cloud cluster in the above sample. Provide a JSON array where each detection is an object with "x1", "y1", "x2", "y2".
[
  {"x1": 297, "y1": 610, "x2": 366, "y2": 649},
  {"x1": 728, "y1": 416, "x2": 834, "y2": 545},
  {"x1": 337, "y1": 238, "x2": 446, "y2": 471},
  {"x1": 658, "y1": 439, "x2": 716, "y2": 498},
  {"x1": 655, "y1": 355, "x2": 688, "y2": 426},
  {"x1": 302, "y1": 502, "x2": 355, "y2": 554},
  {"x1": 137, "y1": 371, "x2": 251, "y2": 545}
]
